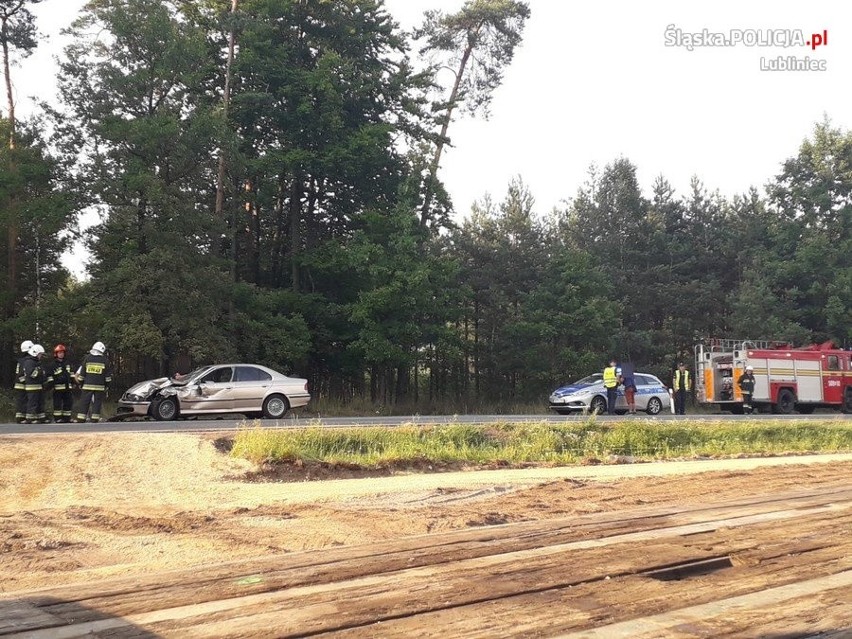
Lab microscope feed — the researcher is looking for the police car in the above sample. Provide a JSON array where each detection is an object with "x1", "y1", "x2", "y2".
[{"x1": 548, "y1": 372, "x2": 671, "y2": 415}]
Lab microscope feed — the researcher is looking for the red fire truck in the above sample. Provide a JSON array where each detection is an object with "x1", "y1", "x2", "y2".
[{"x1": 695, "y1": 338, "x2": 852, "y2": 414}]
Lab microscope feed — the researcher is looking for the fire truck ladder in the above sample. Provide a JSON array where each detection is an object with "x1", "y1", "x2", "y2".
[{"x1": 696, "y1": 338, "x2": 781, "y2": 354}]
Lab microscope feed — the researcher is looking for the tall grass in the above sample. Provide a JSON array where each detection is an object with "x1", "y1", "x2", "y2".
[{"x1": 231, "y1": 418, "x2": 852, "y2": 468}]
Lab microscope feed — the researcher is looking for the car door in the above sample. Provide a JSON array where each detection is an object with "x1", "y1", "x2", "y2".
[
  {"x1": 185, "y1": 366, "x2": 236, "y2": 413},
  {"x1": 633, "y1": 375, "x2": 653, "y2": 410},
  {"x1": 232, "y1": 366, "x2": 273, "y2": 412},
  {"x1": 822, "y1": 354, "x2": 843, "y2": 405}
]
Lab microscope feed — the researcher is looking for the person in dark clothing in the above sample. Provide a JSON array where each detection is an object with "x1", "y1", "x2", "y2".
[
  {"x1": 75, "y1": 341, "x2": 112, "y2": 423},
  {"x1": 738, "y1": 365, "x2": 757, "y2": 414},
  {"x1": 672, "y1": 362, "x2": 691, "y2": 416},
  {"x1": 14, "y1": 339, "x2": 34, "y2": 423},
  {"x1": 22, "y1": 344, "x2": 48, "y2": 423},
  {"x1": 621, "y1": 362, "x2": 637, "y2": 415},
  {"x1": 51, "y1": 344, "x2": 76, "y2": 423}
]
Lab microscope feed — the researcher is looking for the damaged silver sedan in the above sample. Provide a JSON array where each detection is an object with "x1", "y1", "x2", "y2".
[{"x1": 115, "y1": 364, "x2": 310, "y2": 421}]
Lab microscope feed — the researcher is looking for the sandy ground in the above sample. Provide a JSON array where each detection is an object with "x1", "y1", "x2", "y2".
[{"x1": 2, "y1": 432, "x2": 852, "y2": 594}]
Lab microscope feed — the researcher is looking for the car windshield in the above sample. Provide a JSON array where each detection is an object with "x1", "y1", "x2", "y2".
[
  {"x1": 570, "y1": 374, "x2": 602, "y2": 386},
  {"x1": 180, "y1": 366, "x2": 213, "y2": 383}
]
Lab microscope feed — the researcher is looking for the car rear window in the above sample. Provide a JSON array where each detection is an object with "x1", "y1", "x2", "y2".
[{"x1": 235, "y1": 366, "x2": 272, "y2": 382}]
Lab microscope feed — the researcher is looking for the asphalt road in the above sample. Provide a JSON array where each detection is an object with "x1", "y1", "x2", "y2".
[{"x1": 0, "y1": 412, "x2": 848, "y2": 435}]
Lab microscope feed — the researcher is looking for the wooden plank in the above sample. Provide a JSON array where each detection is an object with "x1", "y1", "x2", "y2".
[
  {"x1": 320, "y1": 540, "x2": 852, "y2": 637},
  {"x1": 0, "y1": 602, "x2": 64, "y2": 634},
  {"x1": 14, "y1": 484, "x2": 852, "y2": 609},
  {"x1": 556, "y1": 570, "x2": 852, "y2": 638},
  {"x1": 5, "y1": 487, "x2": 852, "y2": 638},
  {"x1": 121, "y1": 520, "x2": 852, "y2": 638},
  {"x1": 24, "y1": 511, "x2": 852, "y2": 638},
  {"x1": 13, "y1": 486, "x2": 852, "y2": 625},
  {"x1": 33, "y1": 501, "x2": 852, "y2": 627}
]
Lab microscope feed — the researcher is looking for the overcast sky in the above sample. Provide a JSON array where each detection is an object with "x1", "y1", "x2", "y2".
[{"x1": 14, "y1": 0, "x2": 852, "y2": 227}]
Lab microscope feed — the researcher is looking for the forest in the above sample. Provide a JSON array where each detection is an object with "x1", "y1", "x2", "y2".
[{"x1": 0, "y1": 0, "x2": 849, "y2": 409}]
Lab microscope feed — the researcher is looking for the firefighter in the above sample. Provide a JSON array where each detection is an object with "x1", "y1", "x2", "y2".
[
  {"x1": 14, "y1": 339, "x2": 34, "y2": 423},
  {"x1": 75, "y1": 341, "x2": 112, "y2": 423},
  {"x1": 602, "y1": 359, "x2": 622, "y2": 415},
  {"x1": 738, "y1": 365, "x2": 757, "y2": 415},
  {"x1": 672, "y1": 362, "x2": 691, "y2": 415},
  {"x1": 22, "y1": 344, "x2": 48, "y2": 424},
  {"x1": 51, "y1": 344, "x2": 75, "y2": 423}
]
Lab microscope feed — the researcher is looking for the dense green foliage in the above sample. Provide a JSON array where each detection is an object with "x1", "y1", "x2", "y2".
[
  {"x1": 0, "y1": 0, "x2": 848, "y2": 410},
  {"x1": 231, "y1": 419, "x2": 852, "y2": 467}
]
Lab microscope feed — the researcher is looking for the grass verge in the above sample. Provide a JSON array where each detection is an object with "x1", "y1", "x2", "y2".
[{"x1": 230, "y1": 418, "x2": 852, "y2": 470}]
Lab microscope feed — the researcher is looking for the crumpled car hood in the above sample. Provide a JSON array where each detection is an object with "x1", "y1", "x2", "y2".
[{"x1": 124, "y1": 377, "x2": 174, "y2": 400}]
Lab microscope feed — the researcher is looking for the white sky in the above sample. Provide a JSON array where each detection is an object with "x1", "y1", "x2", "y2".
[{"x1": 11, "y1": 0, "x2": 852, "y2": 275}]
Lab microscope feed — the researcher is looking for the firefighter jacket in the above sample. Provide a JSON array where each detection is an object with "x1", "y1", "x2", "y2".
[
  {"x1": 22, "y1": 356, "x2": 47, "y2": 391},
  {"x1": 52, "y1": 358, "x2": 75, "y2": 391},
  {"x1": 77, "y1": 353, "x2": 112, "y2": 392},
  {"x1": 14, "y1": 356, "x2": 27, "y2": 391},
  {"x1": 738, "y1": 373, "x2": 756, "y2": 394}
]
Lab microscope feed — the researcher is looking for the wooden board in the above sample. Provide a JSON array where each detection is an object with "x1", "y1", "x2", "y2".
[{"x1": 3, "y1": 486, "x2": 852, "y2": 638}]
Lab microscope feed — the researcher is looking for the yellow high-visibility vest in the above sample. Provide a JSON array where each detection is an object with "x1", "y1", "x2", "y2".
[
  {"x1": 673, "y1": 369, "x2": 691, "y2": 391},
  {"x1": 603, "y1": 366, "x2": 619, "y2": 388}
]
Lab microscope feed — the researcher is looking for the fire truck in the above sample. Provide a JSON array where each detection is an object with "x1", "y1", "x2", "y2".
[{"x1": 694, "y1": 338, "x2": 852, "y2": 414}]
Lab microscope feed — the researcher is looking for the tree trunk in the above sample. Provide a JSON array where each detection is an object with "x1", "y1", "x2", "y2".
[
  {"x1": 271, "y1": 174, "x2": 286, "y2": 286},
  {"x1": 2, "y1": 20, "x2": 16, "y2": 148},
  {"x1": 136, "y1": 197, "x2": 148, "y2": 255},
  {"x1": 214, "y1": 0, "x2": 238, "y2": 226},
  {"x1": 419, "y1": 38, "x2": 475, "y2": 228},
  {"x1": 473, "y1": 296, "x2": 480, "y2": 398},
  {"x1": 2, "y1": 17, "x2": 18, "y2": 384},
  {"x1": 395, "y1": 363, "x2": 408, "y2": 404},
  {"x1": 289, "y1": 175, "x2": 302, "y2": 293}
]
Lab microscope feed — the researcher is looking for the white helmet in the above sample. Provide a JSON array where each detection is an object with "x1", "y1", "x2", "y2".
[
  {"x1": 746, "y1": 365, "x2": 754, "y2": 371},
  {"x1": 20, "y1": 340, "x2": 33, "y2": 353},
  {"x1": 29, "y1": 344, "x2": 45, "y2": 357},
  {"x1": 91, "y1": 341, "x2": 106, "y2": 355}
]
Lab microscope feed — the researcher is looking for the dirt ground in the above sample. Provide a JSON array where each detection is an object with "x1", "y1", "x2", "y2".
[{"x1": 2, "y1": 432, "x2": 852, "y2": 594}]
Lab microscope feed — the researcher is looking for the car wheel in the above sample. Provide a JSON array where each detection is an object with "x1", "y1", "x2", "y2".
[
  {"x1": 773, "y1": 389, "x2": 795, "y2": 415},
  {"x1": 151, "y1": 397, "x2": 178, "y2": 421},
  {"x1": 589, "y1": 396, "x2": 607, "y2": 415},
  {"x1": 262, "y1": 394, "x2": 289, "y2": 419},
  {"x1": 645, "y1": 397, "x2": 662, "y2": 415}
]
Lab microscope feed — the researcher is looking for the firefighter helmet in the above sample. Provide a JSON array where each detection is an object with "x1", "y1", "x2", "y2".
[
  {"x1": 746, "y1": 365, "x2": 754, "y2": 371},
  {"x1": 29, "y1": 344, "x2": 45, "y2": 357},
  {"x1": 91, "y1": 341, "x2": 106, "y2": 355},
  {"x1": 20, "y1": 339, "x2": 33, "y2": 353},
  {"x1": 54, "y1": 344, "x2": 67, "y2": 356}
]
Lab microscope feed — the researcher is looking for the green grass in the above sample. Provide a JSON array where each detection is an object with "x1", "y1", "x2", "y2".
[{"x1": 230, "y1": 417, "x2": 852, "y2": 468}]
